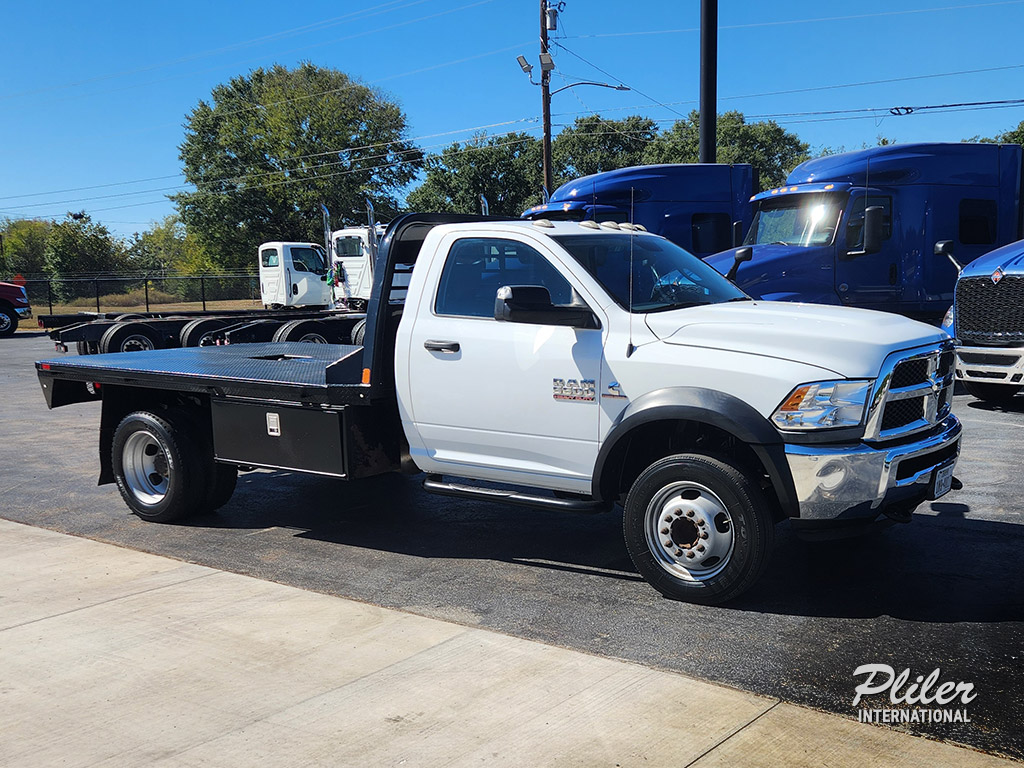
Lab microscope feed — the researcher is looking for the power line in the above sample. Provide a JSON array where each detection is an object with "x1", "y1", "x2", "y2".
[
  {"x1": 0, "y1": 0, "x2": 432, "y2": 102},
  {"x1": 563, "y1": 0, "x2": 1024, "y2": 39},
  {"x1": 550, "y1": 41, "x2": 688, "y2": 119}
]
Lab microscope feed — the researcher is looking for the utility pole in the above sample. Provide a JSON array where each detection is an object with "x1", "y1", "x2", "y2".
[
  {"x1": 541, "y1": 0, "x2": 553, "y2": 194},
  {"x1": 699, "y1": 0, "x2": 718, "y2": 163}
]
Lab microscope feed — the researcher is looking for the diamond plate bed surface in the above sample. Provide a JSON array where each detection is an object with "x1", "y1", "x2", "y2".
[{"x1": 37, "y1": 343, "x2": 362, "y2": 389}]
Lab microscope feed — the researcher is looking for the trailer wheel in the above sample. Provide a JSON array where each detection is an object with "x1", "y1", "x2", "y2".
[
  {"x1": 272, "y1": 319, "x2": 333, "y2": 344},
  {"x1": 623, "y1": 453, "x2": 774, "y2": 605},
  {"x1": 0, "y1": 305, "x2": 19, "y2": 337},
  {"x1": 99, "y1": 322, "x2": 160, "y2": 353},
  {"x1": 964, "y1": 381, "x2": 1021, "y2": 403},
  {"x1": 350, "y1": 318, "x2": 367, "y2": 346},
  {"x1": 115, "y1": 313, "x2": 146, "y2": 322},
  {"x1": 75, "y1": 340, "x2": 100, "y2": 355},
  {"x1": 112, "y1": 409, "x2": 207, "y2": 522},
  {"x1": 180, "y1": 318, "x2": 229, "y2": 347}
]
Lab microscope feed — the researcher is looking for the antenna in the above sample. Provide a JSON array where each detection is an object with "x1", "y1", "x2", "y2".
[{"x1": 626, "y1": 186, "x2": 636, "y2": 358}]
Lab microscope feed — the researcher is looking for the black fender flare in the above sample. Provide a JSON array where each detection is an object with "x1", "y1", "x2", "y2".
[{"x1": 592, "y1": 386, "x2": 798, "y2": 516}]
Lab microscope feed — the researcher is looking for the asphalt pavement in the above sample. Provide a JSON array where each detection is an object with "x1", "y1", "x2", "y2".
[{"x1": 2, "y1": 331, "x2": 1022, "y2": 761}]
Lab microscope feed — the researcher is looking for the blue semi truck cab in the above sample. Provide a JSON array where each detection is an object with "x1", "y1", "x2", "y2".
[
  {"x1": 706, "y1": 143, "x2": 1024, "y2": 323},
  {"x1": 945, "y1": 238, "x2": 1024, "y2": 403},
  {"x1": 522, "y1": 163, "x2": 754, "y2": 258}
]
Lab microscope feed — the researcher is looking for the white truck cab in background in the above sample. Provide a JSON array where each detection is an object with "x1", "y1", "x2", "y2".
[{"x1": 258, "y1": 241, "x2": 331, "y2": 309}]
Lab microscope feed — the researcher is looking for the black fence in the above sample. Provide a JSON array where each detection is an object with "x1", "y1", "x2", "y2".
[{"x1": 18, "y1": 275, "x2": 261, "y2": 315}]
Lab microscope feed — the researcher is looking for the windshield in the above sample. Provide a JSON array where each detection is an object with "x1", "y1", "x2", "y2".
[
  {"x1": 745, "y1": 193, "x2": 843, "y2": 247},
  {"x1": 552, "y1": 234, "x2": 748, "y2": 312}
]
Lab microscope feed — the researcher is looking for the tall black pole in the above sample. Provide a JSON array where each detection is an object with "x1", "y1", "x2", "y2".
[
  {"x1": 541, "y1": 0, "x2": 553, "y2": 194},
  {"x1": 699, "y1": 0, "x2": 718, "y2": 163}
]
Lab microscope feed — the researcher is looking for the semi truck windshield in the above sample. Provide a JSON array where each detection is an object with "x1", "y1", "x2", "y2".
[{"x1": 745, "y1": 194, "x2": 842, "y2": 247}]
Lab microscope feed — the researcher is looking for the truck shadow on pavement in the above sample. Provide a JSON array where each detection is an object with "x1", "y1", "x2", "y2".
[{"x1": 195, "y1": 470, "x2": 1022, "y2": 624}]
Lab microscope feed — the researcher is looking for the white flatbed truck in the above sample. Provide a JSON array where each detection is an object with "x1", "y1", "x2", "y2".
[{"x1": 36, "y1": 213, "x2": 963, "y2": 604}]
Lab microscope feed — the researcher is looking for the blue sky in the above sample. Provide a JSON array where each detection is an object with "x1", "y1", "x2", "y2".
[{"x1": 3, "y1": 0, "x2": 1024, "y2": 237}]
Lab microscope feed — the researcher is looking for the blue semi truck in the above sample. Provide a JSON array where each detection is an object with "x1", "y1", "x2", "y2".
[
  {"x1": 705, "y1": 142, "x2": 1024, "y2": 324},
  {"x1": 522, "y1": 163, "x2": 754, "y2": 258},
  {"x1": 943, "y1": 238, "x2": 1024, "y2": 403}
]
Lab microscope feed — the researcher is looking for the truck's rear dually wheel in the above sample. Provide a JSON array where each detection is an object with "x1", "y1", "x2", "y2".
[
  {"x1": 624, "y1": 453, "x2": 774, "y2": 605},
  {"x1": 112, "y1": 409, "x2": 206, "y2": 522}
]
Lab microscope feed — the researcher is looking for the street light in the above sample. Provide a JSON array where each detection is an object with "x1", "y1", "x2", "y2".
[{"x1": 516, "y1": 54, "x2": 631, "y2": 195}]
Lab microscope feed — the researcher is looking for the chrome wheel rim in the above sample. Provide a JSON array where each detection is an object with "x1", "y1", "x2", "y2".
[
  {"x1": 0, "y1": 313, "x2": 11, "y2": 333},
  {"x1": 122, "y1": 430, "x2": 169, "y2": 504},
  {"x1": 120, "y1": 334, "x2": 155, "y2": 352},
  {"x1": 298, "y1": 333, "x2": 328, "y2": 344},
  {"x1": 644, "y1": 481, "x2": 734, "y2": 582}
]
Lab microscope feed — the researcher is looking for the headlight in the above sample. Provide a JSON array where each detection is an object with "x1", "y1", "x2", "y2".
[
  {"x1": 941, "y1": 305, "x2": 954, "y2": 334},
  {"x1": 772, "y1": 380, "x2": 872, "y2": 431}
]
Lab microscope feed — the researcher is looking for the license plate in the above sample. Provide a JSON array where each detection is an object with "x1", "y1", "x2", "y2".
[{"x1": 931, "y1": 463, "x2": 954, "y2": 499}]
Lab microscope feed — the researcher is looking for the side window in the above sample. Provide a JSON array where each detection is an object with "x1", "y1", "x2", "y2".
[
  {"x1": 691, "y1": 212, "x2": 731, "y2": 253},
  {"x1": 846, "y1": 196, "x2": 892, "y2": 247},
  {"x1": 260, "y1": 249, "x2": 279, "y2": 268},
  {"x1": 959, "y1": 199, "x2": 997, "y2": 245},
  {"x1": 289, "y1": 247, "x2": 326, "y2": 275},
  {"x1": 435, "y1": 238, "x2": 575, "y2": 319}
]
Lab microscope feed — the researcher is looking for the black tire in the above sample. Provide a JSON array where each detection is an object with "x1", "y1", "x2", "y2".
[
  {"x1": 112, "y1": 409, "x2": 208, "y2": 522},
  {"x1": 75, "y1": 340, "x2": 100, "y2": 355},
  {"x1": 99, "y1": 322, "x2": 159, "y2": 354},
  {"x1": 350, "y1": 318, "x2": 367, "y2": 346},
  {"x1": 272, "y1": 319, "x2": 333, "y2": 344},
  {"x1": 623, "y1": 453, "x2": 775, "y2": 605},
  {"x1": 964, "y1": 381, "x2": 1021, "y2": 403},
  {"x1": 0, "y1": 305, "x2": 18, "y2": 337},
  {"x1": 179, "y1": 318, "x2": 229, "y2": 347},
  {"x1": 114, "y1": 313, "x2": 146, "y2": 322},
  {"x1": 206, "y1": 465, "x2": 238, "y2": 511}
]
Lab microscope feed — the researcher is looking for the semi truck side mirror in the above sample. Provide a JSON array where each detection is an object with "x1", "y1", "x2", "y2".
[
  {"x1": 935, "y1": 240, "x2": 962, "y2": 272},
  {"x1": 861, "y1": 206, "x2": 883, "y2": 254},
  {"x1": 732, "y1": 220, "x2": 744, "y2": 248},
  {"x1": 494, "y1": 285, "x2": 598, "y2": 329},
  {"x1": 845, "y1": 205, "x2": 884, "y2": 258},
  {"x1": 725, "y1": 247, "x2": 753, "y2": 282}
]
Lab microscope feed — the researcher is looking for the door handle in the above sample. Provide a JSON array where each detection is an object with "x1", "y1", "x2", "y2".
[{"x1": 424, "y1": 340, "x2": 460, "y2": 353}]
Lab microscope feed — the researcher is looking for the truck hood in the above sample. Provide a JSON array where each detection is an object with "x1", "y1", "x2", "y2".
[
  {"x1": 961, "y1": 239, "x2": 1024, "y2": 278},
  {"x1": 644, "y1": 301, "x2": 946, "y2": 378},
  {"x1": 704, "y1": 244, "x2": 835, "y2": 300}
]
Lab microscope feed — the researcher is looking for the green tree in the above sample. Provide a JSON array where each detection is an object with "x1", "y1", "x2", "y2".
[
  {"x1": 552, "y1": 115, "x2": 659, "y2": 184},
  {"x1": 971, "y1": 120, "x2": 1024, "y2": 144},
  {"x1": 172, "y1": 63, "x2": 422, "y2": 271},
  {"x1": 0, "y1": 218, "x2": 51, "y2": 277},
  {"x1": 126, "y1": 215, "x2": 188, "y2": 273},
  {"x1": 44, "y1": 213, "x2": 127, "y2": 279},
  {"x1": 643, "y1": 110, "x2": 809, "y2": 188},
  {"x1": 406, "y1": 132, "x2": 543, "y2": 216}
]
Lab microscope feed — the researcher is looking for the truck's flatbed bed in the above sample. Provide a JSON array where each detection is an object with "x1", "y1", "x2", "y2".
[{"x1": 37, "y1": 343, "x2": 366, "y2": 406}]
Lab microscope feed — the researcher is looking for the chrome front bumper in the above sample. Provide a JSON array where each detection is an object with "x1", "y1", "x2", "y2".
[
  {"x1": 784, "y1": 415, "x2": 962, "y2": 521},
  {"x1": 16, "y1": 306, "x2": 32, "y2": 319},
  {"x1": 955, "y1": 344, "x2": 1024, "y2": 385}
]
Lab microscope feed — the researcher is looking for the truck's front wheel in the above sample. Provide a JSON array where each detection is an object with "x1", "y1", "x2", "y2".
[
  {"x1": 112, "y1": 410, "x2": 207, "y2": 522},
  {"x1": 623, "y1": 453, "x2": 774, "y2": 605}
]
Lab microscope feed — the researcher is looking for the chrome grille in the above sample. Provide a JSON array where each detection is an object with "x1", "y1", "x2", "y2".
[
  {"x1": 955, "y1": 275, "x2": 1024, "y2": 346},
  {"x1": 866, "y1": 345, "x2": 955, "y2": 441}
]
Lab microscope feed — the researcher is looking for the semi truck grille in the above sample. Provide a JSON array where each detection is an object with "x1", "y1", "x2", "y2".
[
  {"x1": 868, "y1": 345, "x2": 955, "y2": 441},
  {"x1": 955, "y1": 275, "x2": 1024, "y2": 346}
]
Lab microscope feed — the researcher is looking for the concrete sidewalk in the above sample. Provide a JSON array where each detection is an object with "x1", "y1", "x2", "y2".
[{"x1": 0, "y1": 519, "x2": 1014, "y2": 767}]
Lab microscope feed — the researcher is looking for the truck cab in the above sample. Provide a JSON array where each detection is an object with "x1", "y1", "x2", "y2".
[
  {"x1": 947, "y1": 237, "x2": 1024, "y2": 403},
  {"x1": 259, "y1": 241, "x2": 330, "y2": 309},
  {"x1": 0, "y1": 280, "x2": 31, "y2": 337},
  {"x1": 331, "y1": 225, "x2": 389, "y2": 310},
  {"x1": 707, "y1": 143, "x2": 1024, "y2": 323},
  {"x1": 522, "y1": 164, "x2": 753, "y2": 258}
]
